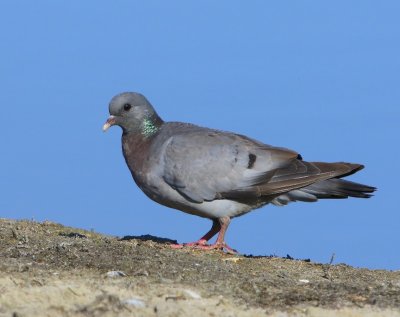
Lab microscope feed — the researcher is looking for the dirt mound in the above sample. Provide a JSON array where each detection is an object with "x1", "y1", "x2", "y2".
[{"x1": 0, "y1": 218, "x2": 399, "y2": 316}]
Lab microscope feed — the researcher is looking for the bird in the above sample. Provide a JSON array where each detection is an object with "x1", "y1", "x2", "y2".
[{"x1": 103, "y1": 92, "x2": 376, "y2": 253}]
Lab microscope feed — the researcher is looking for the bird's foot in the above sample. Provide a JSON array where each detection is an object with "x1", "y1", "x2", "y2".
[
  {"x1": 169, "y1": 239, "x2": 208, "y2": 249},
  {"x1": 170, "y1": 240, "x2": 238, "y2": 254},
  {"x1": 194, "y1": 242, "x2": 238, "y2": 255}
]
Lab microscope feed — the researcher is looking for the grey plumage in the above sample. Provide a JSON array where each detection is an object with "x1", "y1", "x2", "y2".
[{"x1": 103, "y1": 92, "x2": 376, "y2": 253}]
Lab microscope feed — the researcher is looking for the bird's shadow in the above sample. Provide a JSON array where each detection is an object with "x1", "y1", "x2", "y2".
[
  {"x1": 244, "y1": 253, "x2": 311, "y2": 262},
  {"x1": 118, "y1": 235, "x2": 311, "y2": 262},
  {"x1": 119, "y1": 234, "x2": 178, "y2": 245}
]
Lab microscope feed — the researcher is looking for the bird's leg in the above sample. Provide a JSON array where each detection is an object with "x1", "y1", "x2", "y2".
[
  {"x1": 170, "y1": 220, "x2": 220, "y2": 249},
  {"x1": 170, "y1": 217, "x2": 238, "y2": 254},
  {"x1": 184, "y1": 220, "x2": 221, "y2": 246},
  {"x1": 192, "y1": 217, "x2": 238, "y2": 254}
]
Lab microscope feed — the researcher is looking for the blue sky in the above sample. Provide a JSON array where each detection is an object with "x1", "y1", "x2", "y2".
[{"x1": 1, "y1": 1, "x2": 399, "y2": 270}]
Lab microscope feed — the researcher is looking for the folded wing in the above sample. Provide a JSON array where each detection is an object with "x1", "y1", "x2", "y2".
[{"x1": 160, "y1": 129, "x2": 369, "y2": 204}]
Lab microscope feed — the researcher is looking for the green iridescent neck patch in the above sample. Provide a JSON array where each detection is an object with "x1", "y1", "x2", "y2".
[{"x1": 141, "y1": 118, "x2": 159, "y2": 137}]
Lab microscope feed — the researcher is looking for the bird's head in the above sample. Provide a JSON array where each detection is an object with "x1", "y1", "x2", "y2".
[{"x1": 103, "y1": 92, "x2": 163, "y2": 136}]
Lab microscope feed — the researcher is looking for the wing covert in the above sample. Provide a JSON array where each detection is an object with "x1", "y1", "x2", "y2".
[{"x1": 160, "y1": 130, "x2": 299, "y2": 203}]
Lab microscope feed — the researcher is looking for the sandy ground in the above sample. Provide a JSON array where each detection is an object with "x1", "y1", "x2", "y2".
[{"x1": 0, "y1": 218, "x2": 399, "y2": 316}]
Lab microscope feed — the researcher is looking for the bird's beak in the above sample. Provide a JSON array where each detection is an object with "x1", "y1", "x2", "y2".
[{"x1": 103, "y1": 115, "x2": 116, "y2": 132}]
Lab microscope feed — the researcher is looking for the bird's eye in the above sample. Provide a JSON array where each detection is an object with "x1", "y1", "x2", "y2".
[{"x1": 123, "y1": 103, "x2": 132, "y2": 111}]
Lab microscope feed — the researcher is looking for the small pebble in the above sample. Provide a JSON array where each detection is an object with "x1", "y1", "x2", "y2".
[
  {"x1": 183, "y1": 289, "x2": 202, "y2": 299},
  {"x1": 123, "y1": 298, "x2": 146, "y2": 308},
  {"x1": 299, "y1": 279, "x2": 310, "y2": 284},
  {"x1": 106, "y1": 271, "x2": 127, "y2": 278}
]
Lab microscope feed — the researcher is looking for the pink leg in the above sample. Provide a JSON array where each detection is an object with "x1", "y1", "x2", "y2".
[
  {"x1": 194, "y1": 217, "x2": 238, "y2": 254},
  {"x1": 171, "y1": 217, "x2": 238, "y2": 254},
  {"x1": 170, "y1": 220, "x2": 220, "y2": 249}
]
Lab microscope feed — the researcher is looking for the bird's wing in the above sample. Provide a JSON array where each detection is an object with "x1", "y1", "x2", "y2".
[
  {"x1": 160, "y1": 130, "x2": 301, "y2": 203},
  {"x1": 223, "y1": 160, "x2": 363, "y2": 202}
]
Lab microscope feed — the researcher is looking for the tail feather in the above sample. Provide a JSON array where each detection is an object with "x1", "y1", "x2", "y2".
[
  {"x1": 229, "y1": 159, "x2": 376, "y2": 206},
  {"x1": 301, "y1": 178, "x2": 376, "y2": 199},
  {"x1": 271, "y1": 178, "x2": 376, "y2": 206}
]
